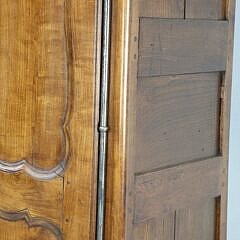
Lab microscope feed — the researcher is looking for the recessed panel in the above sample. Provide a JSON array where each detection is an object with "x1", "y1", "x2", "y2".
[
  {"x1": 133, "y1": 199, "x2": 217, "y2": 240},
  {"x1": 134, "y1": 157, "x2": 221, "y2": 223},
  {"x1": 133, "y1": 212, "x2": 175, "y2": 240},
  {"x1": 186, "y1": 0, "x2": 226, "y2": 20},
  {"x1": 0, "y1": 0, "x2": 69, "y2": 170},
  {"x1": 139, "y1": 0, "x2": 184, "y2": 18},
  {"x1": 138, "y1": 19, "x2": 228, "y2": 77},
  {"x1": 136, "y1": 73, "x2": 221, "y2": 173},
  {"x1": 175, "y1": 199, "x2": 218, "y2": 240}
]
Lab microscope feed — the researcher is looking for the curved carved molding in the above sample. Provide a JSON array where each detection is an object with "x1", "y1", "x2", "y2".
[
  {"x1": 0, "y1": 0, "x2": 73, "y2": 180},
  {"x1": 0, "y1": 209, "x2": 63, "y2": 240},
  {"x1": 0, "y1": 159, "x2": 66, "y2": 180}
]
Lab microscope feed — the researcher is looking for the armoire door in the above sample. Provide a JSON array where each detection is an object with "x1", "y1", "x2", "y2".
[
  {"x1": 105, "y1": 0, "x2": 236, "y2": 239},
  {"x1": 0, "y1": 1, "x2": 101, "y2": 239}
]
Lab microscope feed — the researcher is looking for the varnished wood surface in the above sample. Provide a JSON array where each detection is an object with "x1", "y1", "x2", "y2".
[
  {"x1": 0, "y1": 0, "x2": 100, "y2": 239},
  {"x1": 0, "y1": 0, "x2": 68, "y2": 170},
  {"x1": 0, "y1": 172, "x2": 62, "y2": 224},
  {"x1": 0, "y1": 0, "x2": 235, "y2": 239},
  {"x1": 104, "y1": 0, "x2": 129, "y2": 239},
  {"x1": 0, "y1": 209, "x2": 63, "y2": 240},
  {"x1": 0, "y1": 218, "x2": 58, "y2": 240},
  {"x1": 62, "y1": 0, "x2": 100, "y2": 239}
]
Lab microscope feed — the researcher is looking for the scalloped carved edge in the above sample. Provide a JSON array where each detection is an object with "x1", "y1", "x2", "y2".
[
  {"x1": 0, "y1": 159, "x2": 66, "y2": 180},
  {"x1": 0, "y1": 0, "x2": 73, "y2": 180},
  {"x1": 0, "y1": 209, "x2": 63, "y2": 239}
]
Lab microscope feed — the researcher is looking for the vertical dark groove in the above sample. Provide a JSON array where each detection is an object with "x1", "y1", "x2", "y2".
[
  {"x1": 219, "y1": 72, "x2": 226, "y2": 156},
  {"x1": 62, "y1": 0, "x2": 73, "y2": 232},
  {"x1": 62, "y1": 0, "x2": 74, "y2": 171},
  {"x1": 174, "y1": 210, "x2": 177, "y2": 240},
  {"x1": 215, "y1": 197, "x2": 221, "y2": 240},
  {"x1": 184, "y1": 0, "x2": 186, "y2": 19},
  {"x1": 96, "y1": 0, "x2": 112, "y2": 240},
  {"x1": 224, "y1": 0, "x2": 228, "y2": 20}
]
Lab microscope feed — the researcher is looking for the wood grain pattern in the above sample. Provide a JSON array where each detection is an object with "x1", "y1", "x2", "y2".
[
  {"x1": 133, "y1": 212, "x2": 175, "y2": 240},
  {"x1": 0, "y1": 0, "x2": 100, "y2": 238},
  {"x1": 135, "y1": 157, "x2": 221, "y2": 223},
  {"x1": 104, "y1": 0, "x2": 130, "y2": 239},
  {"x1": 133, "y1": 199, "x2": 217, "y2": 240},
  {"x1": 62, "y1": 0, "x2": 100, "y2": 239},
  {"x1": 0, "y1": 0, "x2": 71, "y2": 173},
  {"x1": 139, "y1": 0, "x2": 184, "y2": 18},
  {"x1": 0, "y1": 210, "x2": 63, "y2": 240},
  {"x1": 0, "y1": 172, "x2": 62, "y2": 224},
  {"x1": 106, "y1": 0, "x2": 236, "y2": 239},
  {"x1": 136, "y1": 72, "x2": 221, "y2": 173},
  {"x1": 175, "y1": 200, "x2": 216, "y2": 240},
  {"x1": 186, "y1": 0, "x2": 226, "y2": 20},
  {"x1": 219, "y1": 0, "x2": 236, "y2": 238},
  {"x1": 0, "y1": 218, "x2": 58, "y2": 240},
  {"x1": 138, "y1": 19, "x2": 228, "y2": 77}
]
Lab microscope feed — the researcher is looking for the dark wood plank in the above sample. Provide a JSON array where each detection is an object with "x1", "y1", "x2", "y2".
[
  {"x1": 186, "y1": 0, "x2": 226, "y2": 20},
  {"x1": 138, "y1": 19, "x2": 228, "y2": 77},
  {"x1": 139, "y1": 0, "x2": 184, "y2": 18},
  {"x1": 134, "y1": 157, "x2": 221, "y2": 223},
  {"x1": 136, "y1": 73, "x2": 221, "y2": 173}
]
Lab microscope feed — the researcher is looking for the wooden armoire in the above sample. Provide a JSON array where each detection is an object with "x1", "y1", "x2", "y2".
[{"x1": 0, "y1": 0, "x2": 236, "y2": 239}]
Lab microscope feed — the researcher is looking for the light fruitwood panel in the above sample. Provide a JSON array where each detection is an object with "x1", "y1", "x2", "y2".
[
  {"x1": 139, "y1": 0, "x2": 184, "y2": 18},
  {"x1": 62, "y1": 0, "x2": 100, "y2": 239},
  {"x1": 0, "y1": 171, "x2": 63, "y2": 238},
  {"x1": 186, "y1": 0, "x2": 226, "y2": 20},
  {"x1": 135, "y1": 157, "x2": 221, "y2": 223},
  {"x1": 138, "y1": 19, "x2": 228, "y2": 77},
  {"x1": 136, "y1": 73, "x2": 221, "y2": 173},
  {"x1": 0, "y1": 218, "x2": 57, "y2": 240},
  {"x1": 0, "y1": 0, "x2": 100, "y2": 239},
  {"x1": 0, "y1": 0, "x2": 69, "y2": 171},
  {"x1": 0, "y1": 172, "x2": 62, "y2": 224},
  {"x1": 0, "y1": 0, "x2": 66, "y2": 238}
]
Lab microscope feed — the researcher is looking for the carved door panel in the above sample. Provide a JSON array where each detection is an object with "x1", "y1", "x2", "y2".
[{"x1": 0, "y1": 1, "x2": 100, "y2": 239}]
